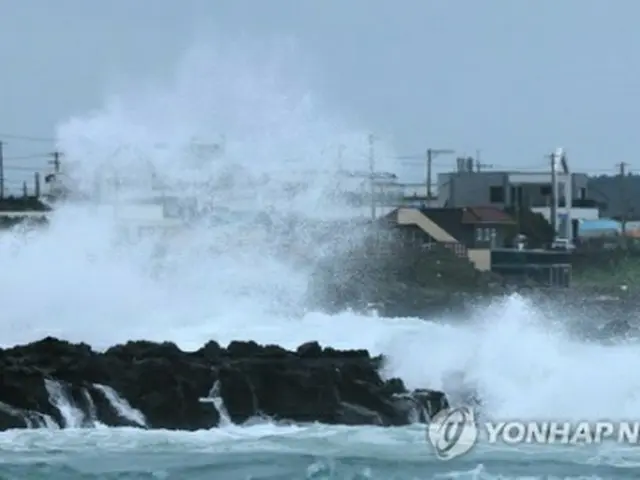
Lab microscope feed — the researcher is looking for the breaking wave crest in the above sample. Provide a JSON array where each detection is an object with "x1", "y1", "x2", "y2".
[{"x1": 0, "y1": 35, "x2": 637, "y2": 478}]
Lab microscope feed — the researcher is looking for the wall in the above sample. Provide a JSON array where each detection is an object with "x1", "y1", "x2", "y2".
[
  {"x1": 507, "y1": 172, "x2": 589, "y2": 197},
  {"x1": 401, "y1": 183, "x2": 428, "y2": 198},
  {"x1": 531, "y1": 207, "x2": 599, "y2": 221},
  {"x1": 438, "y1": 171, "x2": 591, "y2": 210},
  {"x1": 467, "y1": 248, "x2": 491, "y2": 271},
  {"x1": 437, "y1": 172, "x2": 507, "y2": 207}
]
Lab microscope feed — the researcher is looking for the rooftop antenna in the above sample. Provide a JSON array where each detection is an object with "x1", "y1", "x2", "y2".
[{"x1": 474, "y1": 149, "x2": 493, "y2": 172}]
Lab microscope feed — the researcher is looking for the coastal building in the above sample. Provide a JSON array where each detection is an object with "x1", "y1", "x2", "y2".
[
  {"x1": 40, "y1": 157, "x2": 413, "y2": 232},
  {"x1": 489, "y1": 248, "x2": 571, "y2": 287},
  {"x1": 0, "y1": 196, "x2": 50, "y2": 228},
  {"x1": 436, "y1": 164, "x2": 599, "y2": 240},
  {"x1": 381, "y1": 206, "x2": 571, "y2": 287}
]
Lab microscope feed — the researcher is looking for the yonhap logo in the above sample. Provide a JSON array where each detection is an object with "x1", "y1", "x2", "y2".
[
  {"x1": 426, "y1": 407, "x2": 640, "y2": 460},
  {"x1": 426, "y1": 406, "x2": 478, "y2": 460}
]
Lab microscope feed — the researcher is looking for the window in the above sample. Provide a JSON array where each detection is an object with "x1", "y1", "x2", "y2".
[
  {"x1": 489, "y1": 186, "x2": 504, "y2": 203},
  {"x1": 476, "y1": 227, "x2": 497, "y2": 244}
]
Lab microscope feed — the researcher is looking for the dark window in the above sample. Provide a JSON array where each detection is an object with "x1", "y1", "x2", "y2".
[
  {"x1": 489, "y1": 186, "x2": 505, "y2": 203},
  {"x1": 540, "y1": 185, "x2": 552, "y2": 196}
]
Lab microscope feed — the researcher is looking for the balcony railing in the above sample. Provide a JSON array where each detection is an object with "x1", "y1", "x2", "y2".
[{"x1": 526, "y1": 198, "x2": 602, "y2": 209}]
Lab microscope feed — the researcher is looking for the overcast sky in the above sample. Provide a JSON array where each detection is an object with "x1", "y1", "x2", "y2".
[{"x1": 1, "y1": 0, "x2": 638, "y2": 192}]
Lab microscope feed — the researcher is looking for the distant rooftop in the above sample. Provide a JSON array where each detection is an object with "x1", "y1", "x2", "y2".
[{"x1": 0, "y1": 196, "x2": 51, "y2": 212}]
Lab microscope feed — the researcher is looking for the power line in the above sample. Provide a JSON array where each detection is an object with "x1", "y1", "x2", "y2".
[
  {"x1": 4, "y1": 165, "x2": 47, "y2": 172},
  {"x1": 4, "y1": 153, "x2": 52, "y2": 161},
  {"x1": 396, "y1": 149, "x2": 455, "y2": 203},
  {"x1": 0, "y1": 133, "x2": 55, "y2": 143},
  {"x1": 473, "y1": 150, "x2": 492, "y2": 172},
  {"x1": 399, "y1": 154, "x2": 550, "y2": 173},
  {"x1": 426, "y1": 148, "x2": 454, "y2": 202},
  {"x1": 486, "y1": 162, "x2": 547, "y2": 170}
]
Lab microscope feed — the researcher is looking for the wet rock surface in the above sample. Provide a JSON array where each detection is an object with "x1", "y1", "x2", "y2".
[{"x1": 0, "y1": 337, "x2": 448, "y2": 431}]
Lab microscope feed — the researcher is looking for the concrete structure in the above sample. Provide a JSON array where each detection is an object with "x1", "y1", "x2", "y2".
[
  {"x1": 386, "y1": 206, "x2": 571, "y2": 286},
  {"x1": 43, "y1": 166, "x2": 198, "y2": 234},
  {"x1": 437, "y1": 170, "x2": 590, "y2": 210},
  {"x1": 0, "y1": 196, "x2": 52, "y2": 221},
  {"x1": 43, "y1": 161, "x2": 408, "y2": 222},
  {"x1": 491, "y1": 248, "x2": 571, "y2": 287},
  {"x1": 388, "y1": 206, "x2": 515, "y2": 272},
  {"x1": 531, "y1": 206, "x2": 598, "y2": 221},
  {"x1": 437, "y1": 169, "x2": 598, "y2": 239}
]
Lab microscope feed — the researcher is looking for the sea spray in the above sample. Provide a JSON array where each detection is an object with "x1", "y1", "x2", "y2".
[{"x1": 0, "y1": 37, "x2": 637, "y2": 429}]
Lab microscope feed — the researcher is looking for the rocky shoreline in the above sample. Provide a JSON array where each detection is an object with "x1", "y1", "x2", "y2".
[{"x1": 0, "y1": 337, "x2": 448, "y2": 431}]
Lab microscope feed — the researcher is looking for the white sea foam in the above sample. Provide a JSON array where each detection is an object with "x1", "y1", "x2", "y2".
[{"x1": 0, "y1": 36, "x2": 638, "y2": 442}]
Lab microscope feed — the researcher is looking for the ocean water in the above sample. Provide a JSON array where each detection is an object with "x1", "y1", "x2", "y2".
[
  {"x1": 1, "y1": 427, "x2": 638, "y2": 479},
  {"x1": 1, "y1": 37, "x2": 638, "y2": 479}
]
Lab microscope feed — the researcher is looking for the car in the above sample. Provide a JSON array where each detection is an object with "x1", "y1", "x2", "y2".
[{"x1": 550, "y1": 238, "x2": 575, "y2": 250}]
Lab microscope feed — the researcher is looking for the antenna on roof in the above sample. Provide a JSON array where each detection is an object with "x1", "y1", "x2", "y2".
[
  {"x1": 554, "y1": 147, "x2": 569, "y2": 174},
  {"x1": 475, "y1": 149, "x2": 493, "y2": 172}
]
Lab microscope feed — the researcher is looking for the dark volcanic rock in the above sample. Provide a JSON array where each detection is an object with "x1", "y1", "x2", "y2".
[{"x1": 0, "y1": 337, "x2": 448, "y2": 431}]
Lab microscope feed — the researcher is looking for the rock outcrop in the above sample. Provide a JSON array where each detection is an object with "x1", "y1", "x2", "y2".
[{"x1": 0, "y1": 337, "x2": 448, "y2": 431}]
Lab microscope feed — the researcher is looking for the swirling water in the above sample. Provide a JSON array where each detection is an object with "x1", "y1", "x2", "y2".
[
  {"x1": 2, "y1": 426, "x2": 638, "y2": 479},
  {"x1": 1, "y1": 36, "x2": 638, "y2": 479}
]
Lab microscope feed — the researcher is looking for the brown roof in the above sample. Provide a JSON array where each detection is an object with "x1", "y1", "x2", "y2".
[{"x1": 461, "y1": 206, "x2": 514, "y2": 224}]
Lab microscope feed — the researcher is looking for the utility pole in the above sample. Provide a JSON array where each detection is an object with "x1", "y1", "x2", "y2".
[
  {"x1": 426, "y1": 148, "x2": 454, "y2": 205},
  {"x1": 0, "y1": 141, "x2": 4, "y2": 200},
  {"x1": 618, "y1": 161, "x2": 629, "y2": 236},
  {"x1": 368, "y1": 134, "x2": 376, "y2": 220},
  {"x1": 550, "y1": 150, "x2": 558, "y2": 238},
  {"x1": 49, "y1": 151, "x2": 62, "y2": 173}
]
